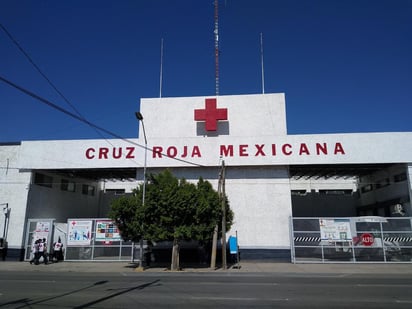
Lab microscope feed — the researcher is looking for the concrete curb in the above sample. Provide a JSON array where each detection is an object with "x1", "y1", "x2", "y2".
[{"x1": 1, "y1": 261, "x2": 412, "y2": 274}]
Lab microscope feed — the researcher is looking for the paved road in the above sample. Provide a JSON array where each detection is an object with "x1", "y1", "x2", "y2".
[
  {"x1": 1, "y1": 263, "x2": 412, "y2": 308},
  {"x1": 2, "y1": 260, "x2": 412, "y2": 274}
]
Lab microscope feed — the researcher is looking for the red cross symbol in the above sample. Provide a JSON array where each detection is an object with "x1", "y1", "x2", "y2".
[{"x1": 194, "y1": 98, "x2": 228, "y2": 131}]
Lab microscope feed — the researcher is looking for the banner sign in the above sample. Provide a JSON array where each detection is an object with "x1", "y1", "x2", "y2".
[
  {"x1": 319, "y1": 218, "x2": 352, "y2": 241},
  {"x1": 229, "y1": 235, "x2": 238, "y2": 254},
  {"x1": 32, "y1": 221, "x2": 51, "y2": 243},
  {"x1": 68, "y1": 220, "x2": 93, "y2": 245},
  {"x1": 95, "y1": 220, "x2": 121, "y2": 242}
]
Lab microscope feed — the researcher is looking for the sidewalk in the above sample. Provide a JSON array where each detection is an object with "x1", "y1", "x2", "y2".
[{"x1": 1, "y1": 260, "x2": 412, "y2": 274}]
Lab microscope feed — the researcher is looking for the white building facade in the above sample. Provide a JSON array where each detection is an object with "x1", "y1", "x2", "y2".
[{"x1": 1, "y1": 93, "x2": 412, "y2": 260}]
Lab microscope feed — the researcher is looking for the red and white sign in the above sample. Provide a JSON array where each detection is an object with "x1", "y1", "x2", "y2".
[
  {"x1": 194, "y1": 98, "x2": 228, "y2": 131},
  {"x1": 361, "y1": 233, "x2": 374, "y2": 246},
  {"x1": 18, "y1": 94, "x2": 412, "y2": 169}
]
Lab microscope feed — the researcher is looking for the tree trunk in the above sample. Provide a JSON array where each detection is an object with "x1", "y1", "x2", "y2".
[
  {"x1": 171, "y1": 238, "x2": 180, "y2": 271},
  {"x1": 210, "y1": 224, "x2": 218, "y2": 269}
]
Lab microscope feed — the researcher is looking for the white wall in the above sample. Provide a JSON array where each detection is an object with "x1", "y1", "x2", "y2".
[
  {"x1": 16, "y1": 93, "x2": 412, "y2": 170},
  {"x1": 140, "y1": 93, "x2": 287, "y2": 138},
  {"x1": 0, "y1": 144, "x2": 31, "y2": 250},
  {"x1": 163, "y1": 166, "x2": 292, "y2": 250},
  {"x1": 3, "y1": 93, "x2": 412, "y2": 257},
  {"x1": 225, "y1": 167, "x2": 292, "y2": 249}
]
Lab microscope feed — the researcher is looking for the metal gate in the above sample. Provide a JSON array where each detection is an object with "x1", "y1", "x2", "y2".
[
  {"x1": 291, "y1": 216, "x2": 412, "y2": 263},
  {"x1": 24, "y1": 219, "x2": 55, "y2": 261},
  {"x1": 65, "y1": 218, "x2": 133, "y2": 261},
  {"x1": 25, "y1": 218, "x2": 134, "y2": 262}
]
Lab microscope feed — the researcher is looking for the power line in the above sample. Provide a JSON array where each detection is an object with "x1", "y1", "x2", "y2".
[
  {"x1": 0, "y1": 75, "x2": 203, "y2": 167},
  {"x1": 0, "y1": 23, "x2": 109, "y2": 142}
]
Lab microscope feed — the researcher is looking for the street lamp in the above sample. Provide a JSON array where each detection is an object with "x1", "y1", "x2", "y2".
[
  {"x1": 135, "y1": 112, "x2": 147, "y2": 268},
  {"x1": 1, "y1": 203, "x2": 9, "y2": 240}
]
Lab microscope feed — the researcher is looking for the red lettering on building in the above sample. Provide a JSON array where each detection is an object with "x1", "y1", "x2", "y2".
[
  {"x1": 85, "y1": 147, "x2": 136, "y2": 160},
  {"x1": 153, "y1": 146, "x2": 163, "y2": 158},
  {"x1": 86, "y1": 148, "x2": 94, "y2": 160},
  {"x1": 192, "y1": 146, "x2": 201, "y2": 157},
  {"x1": 316, "y1": 143, "x2": 328, "y2": 155},
  {"x1": 84, "y1": 142, "x2": 346, "y2": 161},
  {"x1": 112, "y1": 147, "x2": 122, "y2": 159},
  {"x1": 126, "y1": 147, "x2": 135, "y2": 159},
  {"x1": 282, "y1": 144, "x2": 292, "y2": 155},
  {"x1": 299, "y1": 143, "x2": 310, "y2": 155},
  {"x1": 239, "y1": 144, "x2": 248, "y2": 157},
  {"x1": 167, "y1": 146, "x2": 178, "y2": 158},
  {"x1": 86, "y1": 148, "x2": 95, "y2": 159},
  {"x1": 99, "y1": 147, "x2": 109, "y2": 159},
  {"x1": 255, "y1": 144, "x2": 265, "y2": 156},
  {"x1": 151, "y1": 146, "x2": 202, "y2": 158},
  {"x1": 182, "y1": 146, "x2": 188, "y2": 158},
  {"x1": 334, "y1": 142, "x2": 345, "y2": 155},
  {"x1": 220, "y1": 145, "x2": 234, "y2": 157}
]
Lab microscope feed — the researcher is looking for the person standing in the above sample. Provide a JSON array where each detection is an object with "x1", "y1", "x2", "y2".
[
  {"x1": 29, "y1": 239, "x2": 40, "y2": 265},
  {"x1": 38, "y1": 238, "x2": 48, "y2": 264},
  {"x1": 52, "y1": 237, "x2": 64, "y2": 262}
]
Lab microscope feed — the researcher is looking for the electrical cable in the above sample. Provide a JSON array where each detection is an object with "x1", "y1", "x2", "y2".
[
  {"x1": 0, "y1": 23, "x2": 112, "y2": 143},
  {"x1": 0, "y1": 75, "x2": 203, "y2": 167},
  {"x1": 0, "y1": 23, "x2": 201, "y2": 167}
]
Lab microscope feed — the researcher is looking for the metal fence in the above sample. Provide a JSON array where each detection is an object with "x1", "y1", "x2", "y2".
[
  {"x1": 291, "y1": 216, "x2": 412, "y2": 263},
  {"x1": 65, "y1": 218, "x2": 133, "y2": 261}
]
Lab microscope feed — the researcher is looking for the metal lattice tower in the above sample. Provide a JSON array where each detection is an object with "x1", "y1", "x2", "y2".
[{"x1": 214, "y1": 0, "x2": 219, "y2": 96}]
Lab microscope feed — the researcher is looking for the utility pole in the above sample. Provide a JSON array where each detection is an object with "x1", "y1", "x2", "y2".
[
  {"x1": 221, "y1": 160, "x2": 227, "y2": 269},
  {"x1": 210, "y1": 159, "x2": 226, "y2": 269},
  {"x1": 210, "y1": 162, "x2": 222, "y2": 269}
]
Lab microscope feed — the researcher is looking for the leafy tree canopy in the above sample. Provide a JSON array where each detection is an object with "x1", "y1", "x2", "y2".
[{"x1": 109, "y1": 169, "x2": 233, "y2": 245}]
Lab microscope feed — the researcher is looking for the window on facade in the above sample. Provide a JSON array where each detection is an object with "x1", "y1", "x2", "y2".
[
  {"x1": 61, "y1": 179, "x2": 76, "y2": 192},
  {"x1": 34, "y1": 173, "x2": 53, "y2": 188},
  {"x1": 394, "y1": 173, "x2": 407, "y2": 183},
  {"x1": 376, "y1": 178, "x2": 390, "y2": 189},
  {"x1": 319, "y1": 189, "x2": 352, "y2": 195},
  {"x1": 291, "y1": 190, "x2": 307, "y2": 196},
  {"x1": 82, "y1": 184, "x2": 95, "y2": 196},
  {"x1": 361, "y1": 184, "x2": 373, "y2": 193},
  {"x1": 105, "y1": 189, "x2": 125, "y2": 195}
]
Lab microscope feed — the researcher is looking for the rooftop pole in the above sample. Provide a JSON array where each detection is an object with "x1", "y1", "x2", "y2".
[{"x1": 260, "y1": 32, "x2": 265, "y2": 94}]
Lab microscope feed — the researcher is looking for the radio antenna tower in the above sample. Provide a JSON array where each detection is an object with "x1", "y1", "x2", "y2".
[{"x1": 214, "y1": 0, "x2": 220, "y2": 96}]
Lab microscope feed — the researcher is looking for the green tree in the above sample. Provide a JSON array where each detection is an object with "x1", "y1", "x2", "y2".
[
  {"x1": 109, "y1": 195, "x2": 142, "y2": 242},
  {"x1": 109, "y1": 169, "x2": 233, "y2": 271}
]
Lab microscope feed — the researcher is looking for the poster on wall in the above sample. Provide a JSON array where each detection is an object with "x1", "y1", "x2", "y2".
[
  {"x1": 95, "y1": 220, "x2": 121, "y2": 242},
  {"x1": 35, "y1": 221, "x2": 50, "y2": 233},
  {"x1": 319, "y1": 218, "x2": 352, "y2": 241},
  {"x1": 33, "y1": 221, "x2": 50, "y2": 243},
  {"x1": 67, "y1": 220, "x2": 93, "y2": 245}
]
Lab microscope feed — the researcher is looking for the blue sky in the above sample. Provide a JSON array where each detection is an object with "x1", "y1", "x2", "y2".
[{"x1": 1, "y1": 0, "x2": 411, "y2": 142}]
